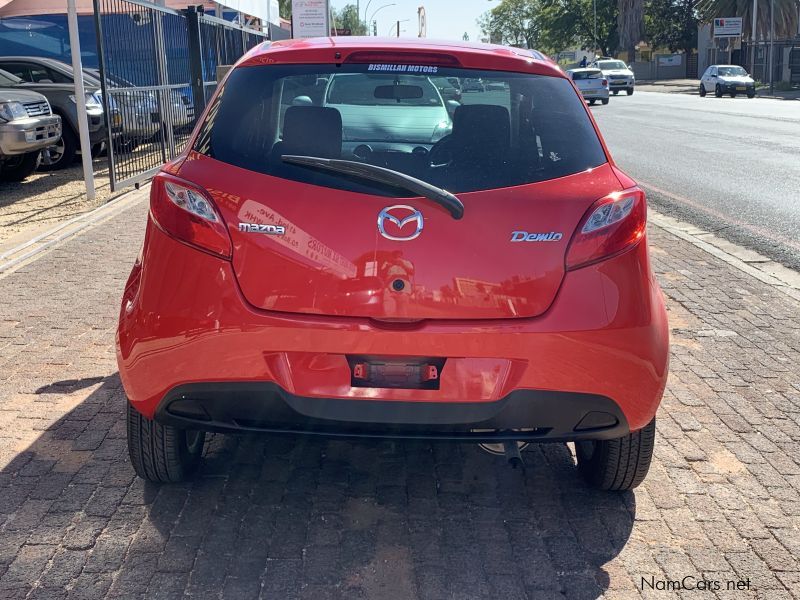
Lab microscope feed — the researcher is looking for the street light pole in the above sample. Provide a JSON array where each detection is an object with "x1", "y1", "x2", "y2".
[
  {"x1": 364, "y1": 0, "x2": 376, "y2": 32},
  {"x1": 751, "y1": 0, "x2": 758, "y2": 75},
  {"x1": 368, "y1": 3, "x2": 395, "y2": 33},
  {"x1": 769, "y1": 0, "x2": 774, "y2": 95}
]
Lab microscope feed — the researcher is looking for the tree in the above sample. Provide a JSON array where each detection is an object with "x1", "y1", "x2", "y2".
[
  {"x1": 278, "y1": 0, "x2": 292, "y2": 20},
  {"x1": 645, "y1": 0, "x2": 698, "y2": 57},
  {"x1": 538, "y1": 0, "x2": 619, "y2": 56},
  {"x1": 618, "y1": 0, "x2": 644, "y2": 62},
  {"x1": 477, "y1": 0, "x2": 542, "y2": 48},
  {"x1": 331, "y1": 4, "x2": 368, "y2": 35},
  {"x1": 696, "y1": 0, "x2": 799, "y2": 39}
]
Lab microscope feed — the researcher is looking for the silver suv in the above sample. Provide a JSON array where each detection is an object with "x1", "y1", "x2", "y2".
[
  {"x1": 0, "y1": 70, "x2": 61, "y2": 182},
  {"x1": 592, "y1": 59, "x2": 635, "y2": 96}
]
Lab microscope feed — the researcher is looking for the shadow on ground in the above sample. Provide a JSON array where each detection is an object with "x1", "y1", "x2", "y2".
[{"x1": 0, "y1": 375, "x2": 636, "y2": 599}]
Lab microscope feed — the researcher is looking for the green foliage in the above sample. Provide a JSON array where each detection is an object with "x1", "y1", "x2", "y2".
[
  {"x1": 331, "y1": 4, "x2": 368, "y2": 35},
  {"x1": 539, "y1": 0, "x2": 619, "y2": 55},
  {"x1": 477, "y1": 0, "x2": 542, "y2": 48},
  {"x1": 279, "y1": 0, "x2": 292, "y2": 20},
  {"x1": 477, "y1": 0, "x2": 618, "y2": 56},
  {"x1": 645, "y1": 0, "x2": 698, "y2": 53}
]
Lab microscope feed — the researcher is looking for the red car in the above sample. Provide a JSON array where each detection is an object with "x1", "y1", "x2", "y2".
[{"x1": 118, "y1": 38, "x2": 669, "y2": 489}]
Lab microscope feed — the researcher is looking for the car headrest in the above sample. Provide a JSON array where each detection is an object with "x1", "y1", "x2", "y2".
[
  {"x1": 451, "y1": 104, "x2": 511, "y2": 159},
  {"x1": 282, "y1": 106, "x2": 342, "y2": 159}
]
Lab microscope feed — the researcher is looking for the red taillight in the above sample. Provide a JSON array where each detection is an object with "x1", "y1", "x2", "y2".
[
  {"x1": 344, "y1": 51, "x2": 462, "y2": 67},
  {"x1": 565, "y1": 188, "x2": 646, "y2": 270},
  {"x1": 149, "y1": 173, "x2": 232, "y2": 259}
]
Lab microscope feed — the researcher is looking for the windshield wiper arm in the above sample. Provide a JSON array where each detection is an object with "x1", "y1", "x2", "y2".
[{"x1": 281, "y1": 154, "x2": 464, "y2": 220}]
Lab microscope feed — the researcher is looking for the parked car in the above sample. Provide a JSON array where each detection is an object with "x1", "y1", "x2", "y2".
[
  {"x1": 430, "y1": 76, "x2": 462, "y2": 103},
  {"x1": 699, "y1": 65, "x2": 756, "y2": 98},
  {"x1": 321, "y1": 73, "x2": 453, "y2": 148},
  {"x1": 0, "y1": 56, "x2": 111, "y2": 169},
  {"x1": 82, "y1": 69, "x2": 159, "y2": 151},
  {"x1": 462, "y1": 77, "x2": 486, "y2": 92},
  {"x1": 0, "y1": 71, "x2": 61, "y2": 181},
  {"x1": 591, "y1": 59, "x2": 635, "y2": 95},
  {"x1": 84, "y1": 69, "x2": 195, "y2": 135},
  {"x1": 118, "y1": 38, "x2": 668, "y2": 491},
  {"x1": 567, "y1": 68, "x2": 610, "y2": 105}
]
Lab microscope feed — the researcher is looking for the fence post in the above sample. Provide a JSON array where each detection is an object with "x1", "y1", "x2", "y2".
[
  {"x1": 185, "y1": 7, "x2": 207, "y2": 122},
  {"x1": 92, "y1": 0, "x2": 117, "y2": 192},
  {"x1": 152, "y1": 11, "x2": 176, "y2": 159}
]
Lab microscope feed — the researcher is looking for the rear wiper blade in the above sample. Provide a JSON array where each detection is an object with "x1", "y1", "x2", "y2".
[{"x1": 281, "y1": 154, "x2": 464, "y2": 220}]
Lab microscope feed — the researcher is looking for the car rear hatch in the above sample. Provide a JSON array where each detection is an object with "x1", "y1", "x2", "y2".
[
  {"x1": 180, "y1": 157, "x2": 624, "y2": 320},
  {"x1": 179, "y1": 58, "x2": 617, "y2": 321}
]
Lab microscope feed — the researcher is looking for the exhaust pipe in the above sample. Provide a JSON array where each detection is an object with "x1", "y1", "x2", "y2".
[{"x1": 503, "y1": 439, "x2": 524, "y2": 469}]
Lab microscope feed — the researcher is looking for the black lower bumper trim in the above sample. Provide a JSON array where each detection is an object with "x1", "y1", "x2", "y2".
[{"x1": 152, "y1": 383, "x2": 629, "y2": 443}]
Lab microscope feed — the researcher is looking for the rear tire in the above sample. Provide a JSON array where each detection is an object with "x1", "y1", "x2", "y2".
[
  {"x1": 601, "y1": 98, "x2": 609, "y2": 105},
  {"x1": 612, "y1": 90, "x2": 619, "y2": 95},
  {"x1": 575, "y1": 417, "x2": 655, "y2": 491},
  {"x1": 747, "y1": 90, "x2": 756, "y2": 98},
  {"x1": 589, "y1": 98, "x2": 596, "y2": 105},
  {"x1": 127, "y1": 402, "x2": 205, "y2": 482},
  {"x1": 0, "y1": 151, "x2": 39, "y2": 182},
  {"x1": 699, "y1": 84, "x2": 706, "y2": 97},
  {"x1": 626, "y1": 87, "x2": 634, "y2": 95},
  {"x1": 730, "y1": 92, "x2": 736, "y2": 98}
]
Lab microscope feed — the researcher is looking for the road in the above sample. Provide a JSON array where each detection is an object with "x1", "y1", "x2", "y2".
[{"x1": 592, "y1": 91, "x2": 800, "y2": 270}]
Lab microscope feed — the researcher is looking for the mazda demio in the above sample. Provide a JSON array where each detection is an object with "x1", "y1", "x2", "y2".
[{"x1": 117, "y1": 38, "x2": 669, "y2": 490}]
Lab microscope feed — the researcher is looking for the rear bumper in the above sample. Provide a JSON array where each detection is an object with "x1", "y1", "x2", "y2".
[
  {"x1": 157, "y1": 382, "x2": 628, "y2": 441},
  {"x1": 581, "y1": 88, "x2": 609, "y2": 100},
  {"x1": 118, "y1": 220, "x2": 669, "y2": 434}
]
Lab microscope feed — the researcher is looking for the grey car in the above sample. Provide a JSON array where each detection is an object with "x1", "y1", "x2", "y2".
[
  {"x1": 0, "y1": 57, "x2": 111, "y2": 170},
  {"x1": 567, "y1": 68, "x2": 610, "y2": 105},
  {"x1": 0, "y1": 75, "x2": 61, "y2": 182}
]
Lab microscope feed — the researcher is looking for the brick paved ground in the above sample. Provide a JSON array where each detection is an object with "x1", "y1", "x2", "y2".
[{"x1": 0, "y1": 191, "x2": 798, "y2": 600}]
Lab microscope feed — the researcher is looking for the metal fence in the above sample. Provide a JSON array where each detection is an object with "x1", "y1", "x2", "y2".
[
  {"x1": 740, "y1": 40, "x2": 800, "y2": 84},
  {"x1": 92, "y1": 0, "x2": 267, "y2": 191}
]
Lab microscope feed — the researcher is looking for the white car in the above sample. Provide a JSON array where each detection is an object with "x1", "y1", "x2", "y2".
[
  {"x1": 567, "y1": 68, "x2": 609, "y2": 105},
  {"x1": 323, "y1": 73, "x2": 452, "y2": 150},
  {"x1": 699, "y1": 65, "x2": 756, "y2": 98},
  {"x1": 592, "y1": 59, "x2": 635, "y2": 95}
]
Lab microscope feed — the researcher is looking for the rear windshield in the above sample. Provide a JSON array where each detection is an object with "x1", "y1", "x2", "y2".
[
  {"x1": 718, "y1": 66, "x2": 747, "y2": 76},
  {"x1": 571, "y1": 70, "x2": 603, "y2": 80},
  {"x1": 194, "y1": 64, "x2": 607, "y2": 195},
  {"x1": 596, "y1": 60, "x2": 627, "y2": 70}
]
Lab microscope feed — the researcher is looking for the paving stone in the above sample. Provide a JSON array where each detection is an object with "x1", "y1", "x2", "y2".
[{"x1": 2, "y1": 192, "x2": 800, "y2": 599}]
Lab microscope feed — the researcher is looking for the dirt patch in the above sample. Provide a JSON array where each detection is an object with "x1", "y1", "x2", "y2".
[
  {"x1": 0, "y1": 159, "x2": 121, "y2": 247},
  {"x1": 709, "y1": 448, "x2": 747, "y2": 475}
]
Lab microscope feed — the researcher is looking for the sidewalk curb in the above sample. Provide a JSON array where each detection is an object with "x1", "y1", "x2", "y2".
[
  {"x1": 0, "y1": 184, "x2": 148, "y2": 279},
  {"x1": 649, "y1": 210, "x2": 800, "y2": 302}
]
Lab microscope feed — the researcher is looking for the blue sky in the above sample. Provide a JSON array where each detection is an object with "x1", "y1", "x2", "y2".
[{"x1": 331, "y1": 0, "x2": 501, "y2": 42}]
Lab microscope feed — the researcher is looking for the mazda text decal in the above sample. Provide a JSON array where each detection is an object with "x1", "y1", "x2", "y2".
[
  {"x1": 510, "y1": 231, "x2": 564, "y2": 242},
  {"x1": 239, "y1": 223, "x2": 286, "y2": 235}
]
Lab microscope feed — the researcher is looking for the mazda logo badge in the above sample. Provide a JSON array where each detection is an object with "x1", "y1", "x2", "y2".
[{"x1": 377, "y1": 205, "x2": 423, "y2": 241}]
